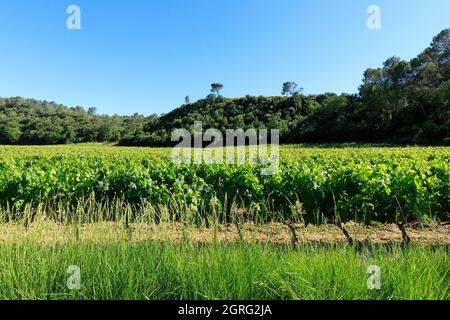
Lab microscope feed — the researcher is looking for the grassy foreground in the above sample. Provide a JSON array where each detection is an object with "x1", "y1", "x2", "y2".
[{"x1": 0, "y1": 240, "x2": 447, "y2": 300}]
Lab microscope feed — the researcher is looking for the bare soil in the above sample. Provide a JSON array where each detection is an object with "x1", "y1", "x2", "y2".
[{"x1": 0, "y1": 221, "x2": 449, "y2": 245}]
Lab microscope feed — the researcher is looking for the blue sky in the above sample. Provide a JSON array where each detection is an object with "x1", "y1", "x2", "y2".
[{"x1": 0, "y1": 0, "x2": 449, "y2": 115}]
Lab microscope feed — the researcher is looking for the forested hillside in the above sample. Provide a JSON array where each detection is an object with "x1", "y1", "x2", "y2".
[
  {"x1": 1, "y1": 29, "x2": 448, "y2": 146},
  {"x1": 123, "y1": 28, "x2": 449, "y2": 146},
  {"x1": 0, "y1": 98, "x2": 153, "y2": 145}
]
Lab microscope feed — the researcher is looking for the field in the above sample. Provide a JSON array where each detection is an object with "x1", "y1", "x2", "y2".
[
  {"x1": 0, "y1": 242, "x2": 448, "y2": 300},
  {"x1": 0, "y1": 144, "x2": 449, "y2": 300}
]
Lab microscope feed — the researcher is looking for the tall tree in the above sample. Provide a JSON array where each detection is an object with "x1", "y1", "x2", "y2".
[
  {"x1": 87, "y1": 107, "x2": 97, "y2": 115},
  {"x1": 282, "y1": 82, "x2": 303, "y2": 96},
  {"x1": 210, "y1": 83, "x2": 224, "y2": 97}
]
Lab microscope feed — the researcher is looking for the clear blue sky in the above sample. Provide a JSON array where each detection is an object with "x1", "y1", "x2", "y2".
[{"x1": 0, "y1": 0, "x2": 449, "y2": 115}]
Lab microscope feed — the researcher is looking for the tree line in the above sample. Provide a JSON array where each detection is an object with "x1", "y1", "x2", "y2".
[
  {"x1": 1, "y1": 29, "x2": 448, "y2": 146},
  {"x1": 0, "y1": 98, "x2": 154, "y2": 145}
]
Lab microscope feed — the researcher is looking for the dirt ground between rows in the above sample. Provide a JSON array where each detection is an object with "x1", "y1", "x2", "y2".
[{"x1": 0, "y1": 221, "x2": 449, "y2": 245}]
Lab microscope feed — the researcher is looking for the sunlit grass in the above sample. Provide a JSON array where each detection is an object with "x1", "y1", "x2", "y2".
[{"x1": 0, "y1": 240, "x2": 447, "y2": 300}]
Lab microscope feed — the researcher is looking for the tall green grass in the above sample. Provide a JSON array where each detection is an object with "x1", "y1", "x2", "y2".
[{"x1": 0, "y1": 241, "x2": 447, "y2": 300}]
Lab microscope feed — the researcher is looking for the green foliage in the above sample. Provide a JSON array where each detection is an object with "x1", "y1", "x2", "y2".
[
  {"x1": 133, "y1": 95, "x2": 312, "y2": 146},
  {"x1": 0, "y1": 118, "x2": 22, "y2": 144},
  {"x1": 0, "y1": 145, "x2": 448, "y2": 225},
  {"x1": 0, "y1": 98, "x2": 151, "y2": 145}
]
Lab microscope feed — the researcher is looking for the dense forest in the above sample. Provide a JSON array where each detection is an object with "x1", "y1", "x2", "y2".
[
  {"x1": 1, "y1": 29, "x2": 449, "y2": 146},
  {"x1": 0, "y1": 98, "x2": 153, "y2": 145}
]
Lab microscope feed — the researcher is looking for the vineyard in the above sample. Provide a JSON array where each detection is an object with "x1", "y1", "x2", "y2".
[
  {"x1": 0, "y1": 145, "x2": 449, "y2": 243},
  {"x1": 0, "y1": 144, "x2": 449, "y2": 300}
]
